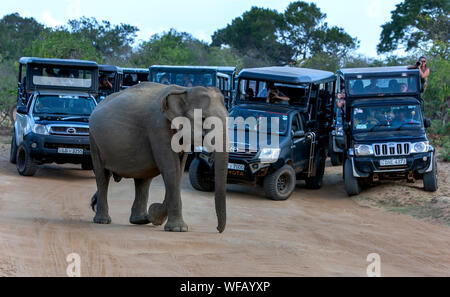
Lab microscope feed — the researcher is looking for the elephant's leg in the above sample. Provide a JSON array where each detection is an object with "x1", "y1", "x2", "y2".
[
  {"x1": 93, "y1": 168, "x2": 112, "y2": 224},
  {"x1": 130, "y1": 178, "x2": 151, "y2": 225},
  {"x1": 148, "y1": 153, "x2": 187, "y2": 228},
  {"x1": 91, "y1": 136, "x2": 112, "y2": 224}
]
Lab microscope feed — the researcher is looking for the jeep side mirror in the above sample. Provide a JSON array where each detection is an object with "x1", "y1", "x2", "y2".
[
  {"x1": 293, "y1": 131, "x2": 305, "y2": 138},
  {"x1": 424, "y1": 118, "x2": 431, "y2": 129},
  {"x1": 16, "y1": 106, "x2": 28, "y2": 115}
]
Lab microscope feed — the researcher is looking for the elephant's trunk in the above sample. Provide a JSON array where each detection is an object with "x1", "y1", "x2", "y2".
[{"x1": 214, "y1": 116, "x2": 228, "y2": 233}]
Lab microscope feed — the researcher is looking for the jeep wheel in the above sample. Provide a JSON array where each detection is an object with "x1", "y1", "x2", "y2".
[
  {"x1": 189, "y1": 158, "x2": 214, "y2": 192},
  {"x1": 423, "y1": 157, "x2": 439, "y2": 192},
  {"x1": 344, "y1": 158, "x2": 361, "y2": 196},
  {"x1": 263, "y1": 165, "x2": 296, "y2": 201},
  {"x1": 329, "y1": 138, "x2": 342, "y2": 166},
  {"x1": 305, "y1": 149, "x2": 327, "y2": 189},
  {"x1": 16, "y1": 144, "x2": 38, "y2": 176},
  {"x1": 9, "y1": 132, "x2": 18, "y2": 164}
]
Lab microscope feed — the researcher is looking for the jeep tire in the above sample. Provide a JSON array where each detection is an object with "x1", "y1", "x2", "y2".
[
  {"x1": 423, "y1": 157, "x2": 439, "y2": 192},
  {"x1": 305, "y1": 148, "x2": 327, "y2": 189},
  {"x1": 263, "y1": 165, "x2": 296, "y2": 201},
  {"x1": 329, "y1": 137, "x2": 342, "y2": 166},
  {"x1": 16, "y1": 144, "x2": 38, "y2": 176},
  {"x1": 344, "y1": 158, "x2": 361, "y2": 196},
  {"x1": 9, "y1": 131, "x2": 18, "y2": 164},
  {"x1": 189, "y1": 158, "x2": 214, "y2": 192}
]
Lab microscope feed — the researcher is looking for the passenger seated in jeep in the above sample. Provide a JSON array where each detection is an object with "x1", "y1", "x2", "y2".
[
  {"x1": 245, "y1": 88, "x2": 255, "y2": 101},
  {"x1": 364, "y1": 79, "x2": 381, "y2": 93},
  {"x1": 267, "y1": 86, "x2": 290, "y2": 105}
]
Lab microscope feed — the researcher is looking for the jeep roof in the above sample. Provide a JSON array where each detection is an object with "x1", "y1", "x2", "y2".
[
  {"x1": 122, "y1": 68, "x2": 149, "y2": 74},
  {"x1": 99, "y1": 65, "x2": 123, "y2": 74},
  {"x1": 237, "y1": 67, "x2": 336, "y2": 85},
  {"x1": 338, "y1": 66, "x2": 419, "y2": 76},
  {"x1": 19, "y1": 57, "x2": 98, "y2": 69},
  {"x1": 33, "y1": 90, "x2": 93, "y2": 98}
]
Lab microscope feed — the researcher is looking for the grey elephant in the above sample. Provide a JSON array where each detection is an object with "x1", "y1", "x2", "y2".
[{"x1": 89, "y1": 82, "x2": 229, "y2": 232}]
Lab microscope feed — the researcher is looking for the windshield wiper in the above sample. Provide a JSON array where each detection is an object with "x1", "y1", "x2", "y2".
[
  {"x1": 368, "y1": 123, "x2": 390, "y2": 132},
  {"x1": 396, "y1": 122, "x2": 420, "y2": 131}
]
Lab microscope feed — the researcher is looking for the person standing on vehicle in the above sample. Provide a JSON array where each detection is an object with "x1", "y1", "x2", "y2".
[{"x1": 408, "y1": 56, "x2": 430, "y2": 91}]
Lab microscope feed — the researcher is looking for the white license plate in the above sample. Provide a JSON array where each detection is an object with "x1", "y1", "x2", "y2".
[
  {"x1": 57, "y1": 148, "x2": 83, "y2": 155},
  {"x1": 380, "y1": 159, "x2": 407, "y2": 166},
  {"x1": 228, "y1": 163, "x2": 245, "y2": 171}
]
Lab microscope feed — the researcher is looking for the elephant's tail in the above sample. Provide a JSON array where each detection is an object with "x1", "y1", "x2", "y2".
[{"x1": 91, "y1": 192, "x2": 98, "y2": 212}]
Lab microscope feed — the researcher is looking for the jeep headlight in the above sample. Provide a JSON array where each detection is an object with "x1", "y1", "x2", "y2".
[
  {"x1": 32, "y1": 124, "x2": 49, "y2": 135},
  {"x1": 411, "y1": 141, "x2": 429, "y2": 153},
  {"x1": 354, "y1": 144, "x2": 374, "y2": 156},
  {"x1": 258, "y1": 148, "x2": 280, "y2": 163}
]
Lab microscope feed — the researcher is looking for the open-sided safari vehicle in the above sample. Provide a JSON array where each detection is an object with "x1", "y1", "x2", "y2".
[
  {"x1": 149, "y1": 65, "x2": 235, "y2": 109},
  {"x1": 189, "y1": 66, "x2": 336, "y2": 200},
  {"x1": 338, "y1": 66, "x2": 438, "y2": 196},
  {"x1": 97, "y1": 65, "x2": 123, "y2": 102},
  {"x1": 10, "y1": 57, "x2": 99, "y2": 176},
  {"x1": 121, "y1": 67, "x2": 149, "y2": 89}
]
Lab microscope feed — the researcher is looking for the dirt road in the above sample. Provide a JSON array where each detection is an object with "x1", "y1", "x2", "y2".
[{"x1": 0, "y1": 142, "x2": 449, "y2": 276}]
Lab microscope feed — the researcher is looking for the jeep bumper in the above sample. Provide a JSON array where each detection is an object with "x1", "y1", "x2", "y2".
[{"x1": 23, "y1": 132, "x2": 91, "y2": 164}]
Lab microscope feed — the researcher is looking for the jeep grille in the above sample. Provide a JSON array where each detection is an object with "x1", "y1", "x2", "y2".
[{"x1": 373, "y1": 143, "x2": 410, "y2": 157}]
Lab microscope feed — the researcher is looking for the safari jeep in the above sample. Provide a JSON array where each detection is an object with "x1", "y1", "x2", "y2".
[
  {"x1": 149, "y1": 65, "x2": 235, "y2": 110},
  {"x1": 189, "y1": 66, "x2": 336, "y2": 200},
  {"x1": 10, "y1": 57, "x2": 99, "y2": 176},
  {"x1": 97, "y1": 65, "x2": 123, "y2": 102},
  {"x1": 338, "y1": 66, "x2": 438, "y2": 195}
]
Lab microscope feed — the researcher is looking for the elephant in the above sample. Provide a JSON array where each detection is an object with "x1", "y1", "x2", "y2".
[{"x1": 89, "y1": 82, "x2": 229, "y2": 233}]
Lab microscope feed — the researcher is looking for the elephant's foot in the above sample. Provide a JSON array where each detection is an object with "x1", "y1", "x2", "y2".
[
  {"x1": 148, "y1": 203, "x2": 168, "y2": 226},
  {"x1": 130, "y1": 213, "x2": 150, "y2": 225},
  {"x1": 93, "y1": 214, "x2": 111, "y2": 224},
  {"x1": 164, "y1": 219, "x2": 188, "y2": 232}
]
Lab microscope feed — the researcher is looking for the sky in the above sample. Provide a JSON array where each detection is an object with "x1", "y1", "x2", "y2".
[{"x1": 0, "y1": 0, "x2": 404, "y2": 58}]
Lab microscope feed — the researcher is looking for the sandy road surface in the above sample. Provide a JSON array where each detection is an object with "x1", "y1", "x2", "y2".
[{"x1": 0, "y1": 145, "x2": 449, "y2": 276}]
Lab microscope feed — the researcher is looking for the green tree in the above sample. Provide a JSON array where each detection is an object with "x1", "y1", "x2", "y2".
[
  {"x1": 30, "y1": 29, "x2": 102, "y2": 62},
  {"x1": 67, "y1": 17, "x2": 139, "y2": 64},
  {"x1": 283, "y1": 1, "x2": 358, "y2": 61},
  {"x1": 212, "y1": 7, "x2": 293, "y2": 65},
  {"x1": 132, "y1": 29, "x2": 240, "y2": 67},
  {"x1": 0, "y1": 13, "x2": 45, "y2": 60},
  {"x1": 423, "y1": 57, "x2": 450, "y2": 124},
  {"x1": 377, "y1": 0, "x2": 449, "y2": 57}
]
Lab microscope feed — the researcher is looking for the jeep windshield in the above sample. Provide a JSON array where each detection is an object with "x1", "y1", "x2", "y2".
[
  {"x1": 347, "y1": 74, "x2": 419, "y2": 97},
  {"x1": 33, "y1": 95, "x2": 96, "y2": 116},
  {"x1": 352, "y1": 104, "x2": 423, "y2": 133},
  {"x1": 229, "y1": 107, "x2": 289, "y2": 135},
  {"x1": 153, "y1": 71, "x2": 214, "y2": 87}
]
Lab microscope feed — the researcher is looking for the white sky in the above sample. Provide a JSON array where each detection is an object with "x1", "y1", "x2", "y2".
[{"x1": 0, "y1": 0, "x2": 403, "y2": 58}]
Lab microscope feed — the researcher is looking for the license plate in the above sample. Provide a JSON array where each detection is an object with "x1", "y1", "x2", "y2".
[
  {"x1": 57, "y1": 148, "x2": 83, "y2": 155},
  {"x1": 380, "y1": 159, "x2": 407, "y2": 166},
  {"x1": 228, "y1": 163, "x2": 245, "y2": 171}
]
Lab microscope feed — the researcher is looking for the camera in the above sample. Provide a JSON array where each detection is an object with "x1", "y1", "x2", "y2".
[{"x1": 416, "y1": 61, "x2": 422, "y2": 67}]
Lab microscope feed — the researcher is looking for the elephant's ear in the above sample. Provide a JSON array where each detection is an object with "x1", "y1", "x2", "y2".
[{"x1": 161, "y1": 87, "x2": 189, "y2": 121}]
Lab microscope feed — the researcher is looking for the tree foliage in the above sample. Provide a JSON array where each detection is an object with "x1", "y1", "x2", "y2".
[
  {"x1": 132, "y1": 29, "x2": 241, "y2": 68},
  {"x1": 0, "y1": 13, "x2": 45, "y2": 60},
  {"x1": 377, "y1": 0, "x2": 449, "y2": 56},
  {"x1": 67, "y1": 17, "x2": 139, "y2": 64},
  {"x1": 30, "y1": 29, "x2": 102, "y2": 62},
  {"x1": 212, "y1": 7, "x2": 292, "y2": 65}
]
